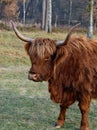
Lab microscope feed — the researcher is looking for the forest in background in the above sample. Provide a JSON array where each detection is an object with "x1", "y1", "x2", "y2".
[{"x1": 0, "y1": 0, "x2": 97, "y2": 27}]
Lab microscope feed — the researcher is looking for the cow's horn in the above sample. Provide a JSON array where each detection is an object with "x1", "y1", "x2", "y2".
[
  {"x1": 10, "y1": 20, "x2": 34, "y2": 43},
  {"x1": 56, "y1": 23, "x2": 80, "y2": 46}
]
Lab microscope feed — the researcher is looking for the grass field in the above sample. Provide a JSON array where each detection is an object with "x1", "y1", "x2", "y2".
[{"x1": 0, "y1": 30, "x2": 97, "y2": 130}]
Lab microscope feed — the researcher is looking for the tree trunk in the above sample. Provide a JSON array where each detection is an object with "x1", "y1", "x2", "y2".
[
  {"x1": 87, "y1": 0, "x2": 94, "y2": 38},
  {"x1": 23, "y1": 0, "x2": 26, "y2": 24},
  {"x1": 54, "y1": 14, "x2": 58, "y2": 28},
  {"x1": 42, "y1": 0, "x2": 46, "y2": 30},
  {"x1": 45, "y1": 0, "x2": 52, "y2": 33},
  {"x1": 68, "y1": 0, "x2": 72, "y2": 26}
]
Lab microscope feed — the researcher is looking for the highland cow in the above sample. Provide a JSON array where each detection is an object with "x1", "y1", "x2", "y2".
[{"x1": 11, "y1": 21, "x2": 97, "y2": 130}]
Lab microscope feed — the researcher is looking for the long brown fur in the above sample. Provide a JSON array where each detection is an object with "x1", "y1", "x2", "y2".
[
  {"x1": 26, "y1": 38, "x2": 56, "y2": 58},
  {"x1": 48, "y1": 35, "x2": 97, "y2": 103},
  {"x1": 12, "y1": 20, "x2": 97, "y2": 129},
  {"x1": 24, "y1": 35, "x2": 97, "y2": 130}
]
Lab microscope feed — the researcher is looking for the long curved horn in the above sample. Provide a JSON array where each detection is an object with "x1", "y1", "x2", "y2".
[
  {"x1": 10, "y1": 21, "x2": 34, "y2": 43},
  {"x1": 56, "y1": 23, "x2": 80, "y2": 46}
]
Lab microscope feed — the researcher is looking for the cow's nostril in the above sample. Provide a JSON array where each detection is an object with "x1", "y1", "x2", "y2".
[
  {"x1": 32, "y1": 74, "x2": 37, "y2": 79},
  {"x1": 28, "y1": 73, "x2": 37, "y2": 80}
]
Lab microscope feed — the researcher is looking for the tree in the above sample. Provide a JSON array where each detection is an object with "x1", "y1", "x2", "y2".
[
  {"x1": 2, "y1": 0, "x2": 19, "y2": 21},
  {"x1": 23, "y1": 0, "x2": 26, "y2": 24},
  {"x1": 87, "y1": 0, "x2": 94, "y2": 38},
  {"x1": 45, "y1": 0, "x2": 52, "y2": 33},
  {"x1": 42, "y1": 0, "x2": 46, "y2": 30},
  {"x1": 68, "y1": 0, "x2": 72, "y2": 26},
  {"x1": 93, "y1": 1, "x2": 97, "y2": 30},
  {"x1": 0, "y1": 0, "x2": 94, "y2": 28}
]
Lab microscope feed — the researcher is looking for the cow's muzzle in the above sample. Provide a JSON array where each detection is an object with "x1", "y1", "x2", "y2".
[{"x1": 28, "y1": 72, "x2": 43, "y2": 82}]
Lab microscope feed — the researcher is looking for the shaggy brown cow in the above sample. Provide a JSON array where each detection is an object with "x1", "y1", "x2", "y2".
[{"x1": 11, "y1": 21, "x2": 97, "y2": 130}]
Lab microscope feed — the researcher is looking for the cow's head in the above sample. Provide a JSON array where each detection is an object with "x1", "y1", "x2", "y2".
[
  {"x1": 11, "y1": 21, "x2": 80, "y2": 82},
  {"x1": 25, "y1": 38, "x2": 56, "y2": 82}
]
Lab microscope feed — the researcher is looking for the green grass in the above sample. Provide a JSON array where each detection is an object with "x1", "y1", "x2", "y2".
[{"x1": 0, "y1": 30, "x2": 97, "y2": 130}]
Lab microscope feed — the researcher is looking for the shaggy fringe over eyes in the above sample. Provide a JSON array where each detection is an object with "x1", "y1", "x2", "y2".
[{"x1": 29, "y1": 38, "x2": 56, "y2": 58}]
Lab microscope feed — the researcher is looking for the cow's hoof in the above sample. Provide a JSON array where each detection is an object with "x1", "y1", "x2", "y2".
[{"x1": 54, "y1": 123, "x2": 61, "y2": 129}]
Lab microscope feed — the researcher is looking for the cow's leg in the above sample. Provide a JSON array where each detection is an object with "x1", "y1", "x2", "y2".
[
  {"x1": 55, "y1": 99, "x2": 75, "y2": 128},
  {"x1": 55, "y1": 104, "x2": 66, "y2": 128},
  {"x1": 78, "y1": 95, "x2": 91, "y2": 130}
]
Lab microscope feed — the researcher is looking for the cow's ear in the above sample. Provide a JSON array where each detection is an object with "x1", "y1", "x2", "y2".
[
  {"x1": 24, "y1": 43, "x2": 31, "y2": 55},
  {"x1": 54, "y1": 54, "x2": 65, "y2": 68},
  {"x1": 54, "y1": 47, "x2": 68, "y2": 67}
]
